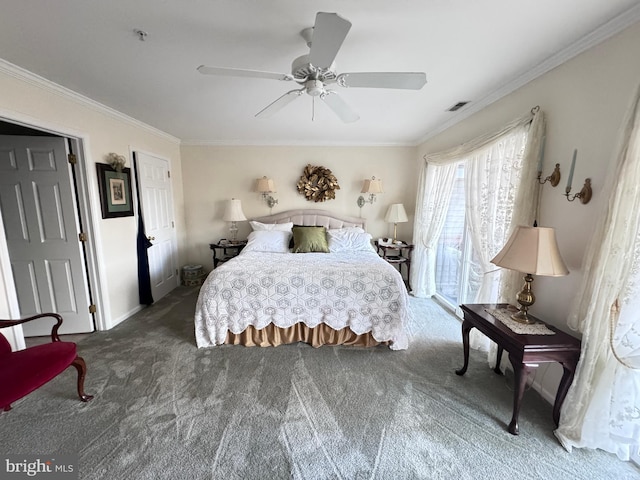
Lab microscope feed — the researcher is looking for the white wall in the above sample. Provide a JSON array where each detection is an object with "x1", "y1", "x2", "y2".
[
  {"x1": 416, "y1": 22, "x2": 640, "y2": 402},
  {"x1": 0, "y1": 61, "x2": 186, "y2": 334},
  {"x1": 180, "y1": 145, "x2": 418, "y2": 269}
]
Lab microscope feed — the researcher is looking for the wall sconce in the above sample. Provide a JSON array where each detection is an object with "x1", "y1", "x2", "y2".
[
  {"x1": 538, "y1": 164, "x2": 561, "y2": 186},
  {"x1": 357, "y1": 176, "x2": 383, "y2": 207},
  {"x1": 222, "y1": 198, "x2": 247, "y2": 243},
  {"x1": 536, "y1": 136, "x2": 561, "y2": 187},
  {"x1": 105, "y1": 152, "x2": 126, "y2": 172},
  {"x1": 256, "y1": 176, "x2": 278, "y2": 208},
  {"x1": 564, "y1": 149, "x2": 592, "y2": 204}
]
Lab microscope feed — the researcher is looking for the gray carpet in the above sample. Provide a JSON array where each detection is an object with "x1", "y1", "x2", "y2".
[{"x1": 1, "y1": 286, "x2": 638, "y2": 479}]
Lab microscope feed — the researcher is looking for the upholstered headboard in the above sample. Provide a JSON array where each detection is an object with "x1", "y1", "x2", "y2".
[{"x1": 253, "y1": 209, "x2": 366, "y2": 230}]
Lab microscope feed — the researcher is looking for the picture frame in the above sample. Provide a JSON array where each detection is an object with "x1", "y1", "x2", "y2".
[{"x1": 96, "y1": 163, "x2": 134, "y2": 218}]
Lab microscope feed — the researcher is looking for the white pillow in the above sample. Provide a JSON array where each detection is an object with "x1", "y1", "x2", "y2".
[
  {"x1": 249, "y1": 221, "x2": 294, "y2": 232},
  {"x1": 328, "y1": 230, "x2": 375, "y2": 253},
  {"x1": 328, "y1": 226, "x2": 365, "y2": 235},
  {"x1": 242, "y1": 230, "x2": 291, "y2": 253}
]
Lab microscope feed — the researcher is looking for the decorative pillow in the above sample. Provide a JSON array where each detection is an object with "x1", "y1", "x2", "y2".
[
  {"x1": 242, "y1": 230, "x2": 291, "y2": 253},
  {"x1": 328, "y1": 229, "x2": 375, "y2": 253},
  {"x1": 249, "y1": 221, "x2": 293, "y2": 232},
  {"x1": 291, "y1": 226, "x2": 329, "y2": 253}
]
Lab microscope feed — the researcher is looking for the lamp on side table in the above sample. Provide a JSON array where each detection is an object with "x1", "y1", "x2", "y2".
[
  {"x1": 491, "y1": 225, "x2": 568, "y2": 324},
  {"x1": 384, "y1": 203, "x2": 408, "y2": 242},
  {"x1": 222, "y1": 198, "x2": 246, "y2": 243}
]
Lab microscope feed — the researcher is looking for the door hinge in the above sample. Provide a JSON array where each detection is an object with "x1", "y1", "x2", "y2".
[
  {"x1": 167, "y1": 170, "x2": 171, "y2": 178},
  {"x1": 89, "y1": 304, "x2": 97, "y2": 314},
  {"x1": 68, "y1": 153, "x2": 77, "y2": 165},
  {"x1": 175, "y1": 268, "x2": 179, "y2": 276},
  {"x1": 172, "y1": 221, "x2": 175, "y2": 228},
  {"x1": 79, "y1": 232, "x2": 88, "y2": 242}
]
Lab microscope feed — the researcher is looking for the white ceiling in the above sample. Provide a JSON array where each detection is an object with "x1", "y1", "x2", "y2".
[{"x1": 1, "y1": 1, "x2": 639, "y2": 146}]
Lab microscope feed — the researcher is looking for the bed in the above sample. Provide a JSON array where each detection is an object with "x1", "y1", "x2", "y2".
[{"x1": 194, "y1": 209, "x2": 410, "y2": 350}]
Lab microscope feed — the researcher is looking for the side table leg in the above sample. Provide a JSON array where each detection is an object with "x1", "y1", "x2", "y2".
[
  {"x1": 455, "y1": 320, "x2": 473, "y2": 376},
  {"x1": 494, "y1": 345, "x2": 504, "y2": 375},
  {"x1": 553, "y1": 358, "x2": 578, "y2": 426},
  {"x1": 507, "y1": 354, "x2": 534, "y2": 435}
]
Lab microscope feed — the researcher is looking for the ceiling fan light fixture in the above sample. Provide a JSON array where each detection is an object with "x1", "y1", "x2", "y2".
[{"x1": 305, "y1": 79, "x2": 325, "y2": 96}]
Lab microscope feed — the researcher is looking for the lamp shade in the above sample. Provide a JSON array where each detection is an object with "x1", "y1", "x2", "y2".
[
  {"x1": 385, "y1": 204, "x2": 408, "y2": 223},
  {"x1": 222, "y1": 198, "x2": 247, "y2": 222},
  {"x1": 256, "y1": 176, "x2": 276, "y2": 193},
  {"x1": 361, "y1": 177, "x2": 383, "y2": 194},
  {"x1": 490, "y1": 226, "x2": 568, "y2": 277}
]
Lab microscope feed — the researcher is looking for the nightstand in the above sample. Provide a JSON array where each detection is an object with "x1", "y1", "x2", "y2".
[
  {"x1": 209, "y1": 240, "x2": 247, "y2": 268},
  {"x1": 375, "y1": 240, "x2": 414, "y2": 290}
]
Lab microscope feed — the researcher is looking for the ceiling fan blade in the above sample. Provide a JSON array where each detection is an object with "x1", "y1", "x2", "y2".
[
  {"x1": 320, "y1": 91, "x2": 359, "y2": 123},
  {"x1": 308, "y1": 12, "x2": 352, "y2": 69},
  {"x1": 197, "y1": 65, "x2": 293, "y2": 82},
  {"x1": 255, "y1": 89, "x2": 304, "y2": 118},
  {"x1": 337, "y1": 72, "x2": 427, "y2": 90}
]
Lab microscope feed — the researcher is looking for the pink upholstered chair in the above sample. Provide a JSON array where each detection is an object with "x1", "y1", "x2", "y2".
[{"x1": 0, "y1": 313, "x2": 93, "y2": 411}]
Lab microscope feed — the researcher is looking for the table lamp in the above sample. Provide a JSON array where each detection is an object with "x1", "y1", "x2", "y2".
[
  {"x1": 222, "y1": 198, "x2": 246, "y2": 243},
  {"x1": 490, "y1": 225, "x2": 568, "y2": 324},
  {"x1": 384, "y1": 204, "x2": 408, "y2": 242}
]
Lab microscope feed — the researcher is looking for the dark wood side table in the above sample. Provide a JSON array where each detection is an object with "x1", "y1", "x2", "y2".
[
  {"x1": 374, "y1": 240, "x2": 414, "y2": 289},
  {"x1": 209, "y1": 240, "x2": 247, "y2": 268},
  {"x1": 456, "y1": 303, "x2": 581, "y2": 435}
]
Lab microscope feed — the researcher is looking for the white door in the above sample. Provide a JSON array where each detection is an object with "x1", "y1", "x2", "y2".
[
  {"x1": 0, "y1": 136, "x2": 93, "y2": 335},
  {"x1": 134, "y1": 151, "x2": 178, "y2": 302}
]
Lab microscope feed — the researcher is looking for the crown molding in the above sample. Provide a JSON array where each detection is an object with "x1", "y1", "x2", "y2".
[
  {"x1": 0, "y1": 58, "x2": 180, "y2": 145},
  {"x1": 180, "y1": 138, "x2": 415, "y2": 148},
  {"x1": 415, "y1": 4, "x2": 640, "y2": 146}
]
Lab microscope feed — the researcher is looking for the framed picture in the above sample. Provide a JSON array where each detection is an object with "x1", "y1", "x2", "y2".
[{"x1": 96, "y1": 163, "x2": 134, "y2": 218}]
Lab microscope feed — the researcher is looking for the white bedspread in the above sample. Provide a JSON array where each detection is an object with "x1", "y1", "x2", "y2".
[{"x1": 194, "y1": 251, "x2": 410, "y2": 350}]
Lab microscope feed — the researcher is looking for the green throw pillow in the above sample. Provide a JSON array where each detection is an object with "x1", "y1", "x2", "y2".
[{"x1": 292, "y1": 226, "x2": 329, "y2": 253}]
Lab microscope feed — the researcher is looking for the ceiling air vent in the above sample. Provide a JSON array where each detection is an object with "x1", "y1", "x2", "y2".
[{"x1": 447, "y1": 101, "x2": 469, "y2": 112}]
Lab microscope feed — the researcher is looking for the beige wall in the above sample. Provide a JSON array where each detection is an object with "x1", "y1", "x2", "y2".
[
  {"x1": 180, "y1": 145, "x2": 418, "y2": 269},
  {"x1": 417, "y1": 22, "x2": 640, "y2": 401},
  {"x1": 0, "y1": 62, "x2": 185, "y2": 333}
]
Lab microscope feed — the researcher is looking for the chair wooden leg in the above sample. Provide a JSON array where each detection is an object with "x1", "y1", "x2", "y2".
[{"x1": 71, "y1": 355, "x2": 94, "y2": 402}]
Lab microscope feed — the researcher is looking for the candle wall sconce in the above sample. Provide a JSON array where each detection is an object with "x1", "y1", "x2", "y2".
[
  {"x1": 537, "y1": 164, "x2": 561, "y2": 186},
  {"x1": 563, "y1": 148, "x2": 592, "y2": 204},
  {"x1": 534, "y1": 134, "x2": 560, "y2": 187},
  {"x1": 565, "y1": 178, "x2": 592, "y2": 204}
]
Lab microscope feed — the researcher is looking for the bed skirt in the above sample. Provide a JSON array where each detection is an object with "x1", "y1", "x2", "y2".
[{"x1": 224, "y1": 323, "x2": 386, "y2": 348}]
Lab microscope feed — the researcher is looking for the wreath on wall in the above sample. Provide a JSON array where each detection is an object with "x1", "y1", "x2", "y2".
[{"x1": 296, "y1": 164, "x2": 340, "y2": 202}]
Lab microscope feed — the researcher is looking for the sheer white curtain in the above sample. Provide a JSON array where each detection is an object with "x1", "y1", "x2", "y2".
[
  {"x1": 411, "y1": 162, "x2": 458, "y2": 297},
  {"x1": 555, "y1": 84, "x2": 640, "y2": 461},
  {"x1": 411, "y1": 110, "x2": 545, "y2": 311},
  {"x1": 464, "y1": 121, "x2": 540, "y2": 306}
]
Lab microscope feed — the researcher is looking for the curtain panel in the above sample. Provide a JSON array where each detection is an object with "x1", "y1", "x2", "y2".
[
  {"x1": 411, "y1": 110, "x2": 545, "y2": 304},
  {"x1": 555, "y1": 84, "x2": 640, "y2": 460}
]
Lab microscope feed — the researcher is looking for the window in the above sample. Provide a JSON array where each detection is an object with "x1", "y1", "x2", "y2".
[{"x1": 434, "y1": 163, "x2": 482, "y2": 314}]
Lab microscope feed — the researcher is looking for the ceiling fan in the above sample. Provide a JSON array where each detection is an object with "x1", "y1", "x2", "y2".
[{"x1": 197, "y1": 12, "x2": 427, "y2": 123}]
